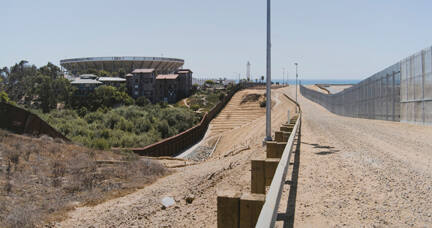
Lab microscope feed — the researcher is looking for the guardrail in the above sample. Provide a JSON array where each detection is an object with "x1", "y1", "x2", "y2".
[
  {"x1": 255, "y1": 106, "x2": 301, "y2": 227},
  {"x1": 216, "y1": 93, "x2": 301, "y2": 227}
]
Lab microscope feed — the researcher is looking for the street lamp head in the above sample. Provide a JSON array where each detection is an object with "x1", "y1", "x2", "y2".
[{"x1": 294, "y1": 62, "x2": 298, "y2": 66}]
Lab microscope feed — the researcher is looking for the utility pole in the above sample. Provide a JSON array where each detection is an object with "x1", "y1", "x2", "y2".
[
  {"x1": 265, "y1": 0, "x2": 272, "y2": 141},
  {"x1": 295, "y1": 62, "x2": 298, "y2": 104}
]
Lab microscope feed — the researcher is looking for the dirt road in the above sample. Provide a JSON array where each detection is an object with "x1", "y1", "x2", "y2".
[
  {"x1": 56, "y1": 87, "x2": 296, "y2": 227},
  {"x1": 276, "y1": 86, "x2": 432, "y2": 227}
]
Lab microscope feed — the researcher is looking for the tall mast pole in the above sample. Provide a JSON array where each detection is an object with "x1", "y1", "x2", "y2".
[{"x1": 265, "y1": 0, "x2": 272, "y2": 141}]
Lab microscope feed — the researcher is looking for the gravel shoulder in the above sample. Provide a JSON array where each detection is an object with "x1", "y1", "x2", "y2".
[{"x1": 277, "y1": 86, "x2": 432, "y2": 227}]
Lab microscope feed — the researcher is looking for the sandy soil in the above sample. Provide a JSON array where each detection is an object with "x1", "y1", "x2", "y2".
[
  {"x1": 56, "y1": 85, "x2": 432, "y2": 227},
  {"x1": 56, "y1": 87, "x2": 296, "y2": 227},
  {"x1": 325, "y1": 85, "x2": 352, "y2": 94},
  {"x1": 276, "y1": 86, "x2": 432, "y2": 227}
]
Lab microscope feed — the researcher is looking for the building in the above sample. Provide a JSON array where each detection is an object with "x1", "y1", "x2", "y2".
[
  {"x1": 126, "y1": 69, "x2": 193, "y2": 103},
  {"x1": 70, "y1": 77, "x2": 102, "y2": 95},
  {"x1": 60, "y1": 56, "x2": 184, "y2": 76},
  {"x1": 71, "y1": 74, "x2": 126, "y2": 95},
  {"x1": 128, "y1": 69, "x2": 157, "y2": 102},
  {"x1": 97, "y1": 77, "x2": 126, "y2": 88},
  {"x1": 156, "y1": 74, "x2": 180, "y2": 103},
  {"x1": 177, "y1": 69, "x2": 193, "y2": 97}
]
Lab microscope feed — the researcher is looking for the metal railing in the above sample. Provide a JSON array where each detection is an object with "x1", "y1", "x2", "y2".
[{"x1": 255, "y1": 96, "x2": 301, "y2": 227}]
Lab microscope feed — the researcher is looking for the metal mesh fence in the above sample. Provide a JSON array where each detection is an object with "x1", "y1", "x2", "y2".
[
  {"x1": 301, "y1": 45, "x2": 432, "y2": 124},
  {"x1": 400, "y1": 46, "x2": 432, "y2": 124},
  {"x1": 300, "y1": 63, "x2": 401, "y2": 121}
]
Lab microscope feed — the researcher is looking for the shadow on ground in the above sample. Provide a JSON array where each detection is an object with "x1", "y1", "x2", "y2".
[{"x1": 302, "y1": 142, "x2": 339, "y2": 155}]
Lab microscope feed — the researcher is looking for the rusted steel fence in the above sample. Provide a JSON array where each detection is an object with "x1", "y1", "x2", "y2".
[{"x1": 0, "y1": 102, "x2": 69, "y2": 140}]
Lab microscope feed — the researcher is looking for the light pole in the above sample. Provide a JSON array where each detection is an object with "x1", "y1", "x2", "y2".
[
  {"x1": 265, "y1": 0, "x2": 272, "y2": 141},
  {"x1": 283, "y1": 68, "x2": 285, "y2": 85},
  {"x1": 294, "y1": 62, "x2": 298, "y2": 104}
]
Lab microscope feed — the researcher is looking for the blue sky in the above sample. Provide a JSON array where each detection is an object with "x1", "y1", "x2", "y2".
[{"x1": 2, "y1": 0, "x2": 432, "y2": 80}]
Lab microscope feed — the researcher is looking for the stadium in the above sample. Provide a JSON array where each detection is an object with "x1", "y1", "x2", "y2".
[{"x1": 60, "y1": 56, "x2": 185, "y2": 75}]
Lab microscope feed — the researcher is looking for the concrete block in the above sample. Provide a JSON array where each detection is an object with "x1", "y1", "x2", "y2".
[
  {"x1": 275, "y1": 131, "x2": 291, "y2": 142},
  {"x1": 251, "y1": 159, "x2": 265, "y2": 194},
  {"x1": 266, "y1": 141, "x2": 287, "y2": 158},
  {"x1": 217, "y1": 191, "x2": 241, "y2": 228},
  {"x1": 265, "y1": 158, "x2": 280, "y2": 186},
  {"x1": 282, "y1": 123, "x2": 295, "y2": 128},
  {"x1": 239, "y1": 193, "x2": 265, "y2": 228},
  {"x1": 280, "y1": 126, "x2": 293, "y2": 132}
]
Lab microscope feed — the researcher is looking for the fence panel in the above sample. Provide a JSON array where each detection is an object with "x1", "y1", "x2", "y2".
[{"x1": 300, "y1": 63, "x2": 401, "y2": 121}]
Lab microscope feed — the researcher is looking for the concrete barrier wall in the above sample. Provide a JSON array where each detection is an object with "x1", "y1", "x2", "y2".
[
  {"x1": 0, "y1": 102, "x2": 69, "y2": 140},
  {"x1": 130, "y1": 84, "x2": 244, "y2": 156}
]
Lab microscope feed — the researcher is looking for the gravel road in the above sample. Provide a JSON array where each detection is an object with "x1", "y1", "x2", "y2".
[{"x1": 276, "y1": 86, "x2": 432, "y2": 227}]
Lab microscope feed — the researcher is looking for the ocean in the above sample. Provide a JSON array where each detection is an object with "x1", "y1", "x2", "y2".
[{"x1": 239, "y1": 79, "x2": 361, "y2": 85}]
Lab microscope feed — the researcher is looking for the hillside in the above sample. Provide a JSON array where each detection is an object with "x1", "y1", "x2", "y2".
[{"x1": 0, "y1": 130, "x2": 168, "y2": 227}]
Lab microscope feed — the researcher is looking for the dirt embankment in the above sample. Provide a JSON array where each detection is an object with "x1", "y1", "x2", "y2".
[
  {"x1": 56, "y1": 87, "x2": 297, "y2": 227},
  {"x1": 0, "y1": 131, "x2": 167, "y2": 227}
]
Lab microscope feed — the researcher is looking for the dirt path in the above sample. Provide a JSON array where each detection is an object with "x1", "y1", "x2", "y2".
[
  {"x1": 276, "y1": 86, "x2": 432, "y2": 227},
  {"x1": 56, "y1": 87, "x2": 296, "y2": 227}
]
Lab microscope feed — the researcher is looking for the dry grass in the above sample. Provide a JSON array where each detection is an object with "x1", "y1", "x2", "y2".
[
  {"x1": 0, "y1": 129, "x2": 168, "y2": 228},
  {"x1": 240, "y1": 93, "x2": 261, "y2": 104}
]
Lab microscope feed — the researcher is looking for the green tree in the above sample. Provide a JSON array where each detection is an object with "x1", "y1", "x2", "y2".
[
  {"x1": 3, "y1": 61, "x2": 38, "y2": 103},
  {"x1": 97, "y1": 70, "x2": 111, "y2": 77},
  {"x1": 88, "y1": 85, "x2": 134, "y2": 110}
]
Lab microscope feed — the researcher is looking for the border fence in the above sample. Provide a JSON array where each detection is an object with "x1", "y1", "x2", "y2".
[
  {"x1": 0, "y1": 102, "x2": 69, "y2": 140},
  {"x1": 301, "y1": 45, "x2": 432, "y2": 125}
]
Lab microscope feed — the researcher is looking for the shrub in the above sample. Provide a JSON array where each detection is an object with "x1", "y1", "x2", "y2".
[
  {"x1": 92, "y1": 138, "x2": 109, "y2": 150},
  {"x1": 40, "y1": 104, "x2": 200, "y2": 149},
  {"x1": 191, "y1": 104, "x2": 200, "y2": 111},
  {"x1": 136, "y1": 96, "x2": 150, "y2": 107}
]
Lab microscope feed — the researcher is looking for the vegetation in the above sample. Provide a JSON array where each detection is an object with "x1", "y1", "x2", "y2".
[
  {"x1": 37, "y1": 105, "x2": 201, "y2": 149},
  {"x1": 0, "y1": 91, "x2": 10, "y2": 103},
  {"x1": 0, "y1": 61, "x2": 236, "y2": 150},
  {"x1": 70, "y1": 85, "x2": 134, "y2": 111},
  {"x1": 0, "y1": 129, "x2": 168, "y2": 227},
  {"x1": 1, "y1": 61, "x2": 75, "y2": 113}
]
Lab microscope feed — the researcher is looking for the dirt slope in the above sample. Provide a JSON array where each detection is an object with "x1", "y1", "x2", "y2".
[
  {"x1": 208, "y1": 89, "x2": 266, "y2": 136},
  {"x1": 276, "y1": 86, "x2": 432, "y2": 227},
  {"x1": 56, "y1": 87, "x2": 296, "y2": 227}
]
